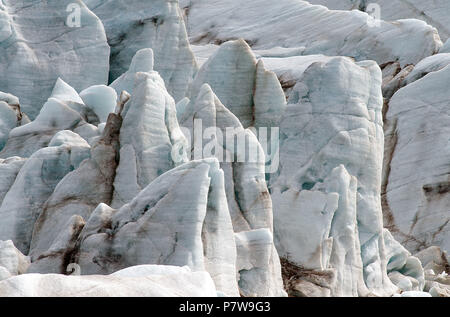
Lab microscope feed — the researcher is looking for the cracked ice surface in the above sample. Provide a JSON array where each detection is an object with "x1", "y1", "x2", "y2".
[
  {"x1": 384, "y1": 64, "x2": 450, "y2": 254},
  {"x1": 0, "y1": 0, "x2": 448, "y2": 298},
  {"x1": 0, "y1": 1, "x2": 110, "y2": 119},
  {"x1": 309, "y1": 0, "x2": 450, "y2": 41}
]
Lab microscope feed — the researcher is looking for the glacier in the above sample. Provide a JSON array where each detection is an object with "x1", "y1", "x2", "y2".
[
  {"x1": 383, "y1": 64, "x2": 450, "y2": 254},
  {"x1": 85, "y1": 0, "x2": 197, "y2": 102},
  {"x1": 0, "y1": 0, "x2": 448, "y2": 298},
  {"x1": 180, "y1": 0, "x2": 441, "y2": 67},
  {"x1": 0, "y1": 1, "x2": 110, "y2": 120},
  {"x1": 308, "y1": 0, "x2": 450, "y2": 41}
]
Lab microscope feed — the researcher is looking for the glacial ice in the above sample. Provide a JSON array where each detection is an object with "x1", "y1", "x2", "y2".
[
  {"x1": 178, "y1": 83, "x2": 285, "y2": 296},
  {"x1": 402, "y1": 54, "x2": 450, "y2": 86},
  {"x1": 80, "y1": 85, "x2": 118, "y2": 123},
  {"x1": 110, "y1": 48, "x2": 155, "y2": 96},
  {"x1": 111, "y1": 70, "x2": 188, "y2": 208},
  {"x1": 0, "y1": 240, "x2": 30, "y2": 280},
  {"x1": 0, "y1": 0, "x2": 447, "y2": 298},
  {"x1": 181, "y1": 0, "x2": 441, "y2": 67},
  {"x1": 85, "y1": 0, "x2": 197, "y2": 101},
  {"x1": 383, "y1": 229, "x2": 425, "y2": 292},
  {"x1": 190, "y1": 43, "x2": 336, "y2": 100},
  {"x1": 393, "y1": 291, "x2": 432, "y2": 297},
  {"x1": 76, "y1": 159, "x2": 240, "y2": 296},
  {"x1": 0, "y1": 92, "x2": 26, "y2": 151},
  {"x1": 0, "y1": 132, "x2": 91, "y2": 254},
  {"x1": 417, "y1": 247, "x2": 450, "y2": 297},
  {"x1": 0, "y1": 157, "x2": 26, "y2": 205},
  {"x1": 270, "y1": 57, "x2": 396, "y2": 296},
  {"x1": 384, "y1": 64, "x2": 450, "y2": 254},
  {"x1": 189, "y1": 39, "x2": 286, "y2": 129},
  {"x1": 188, "y1": 40, "x2": 286, "y2": 176},
  {"x1": 416, "y1": 246, "x2": 450, "y2": 275},
  {"x1": 316, "y1": 166, "x2": 368, "y2": 296},
  {"x1": 24, "y1": 73, "x2": 285, "y2": 296},
  {"x1": 235, "y1": 229, "x2": 286, "y2": 297},
  {"x1": 50, "y1": 78, "x2": 85, "y2": 105},
  {"x1": 441, "y1": 39, "x2": 450, "y2": 53},
  {"x1": 310, "y1": 0, "x2": 450, "y2": 41},
  {"x1": 0, "y1": 265, "x2": 218, "y2": 297},
  {"x1": 28, "y1": 117, "x2": 122, "y2": 269},
  {"x1": 180, "y1": 83, "x2": 271, "y2": 231},
  {"x1": 0, "y1": 1, "x2": 110, "y2": 119},
  {"x1": 0, "y1": 79, "x2": 100, "y2": 159}
]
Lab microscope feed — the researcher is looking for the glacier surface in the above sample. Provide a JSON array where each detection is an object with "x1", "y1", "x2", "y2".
[{"x1": 0, "y1": 0, "x2": 447, "y2": 298}]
